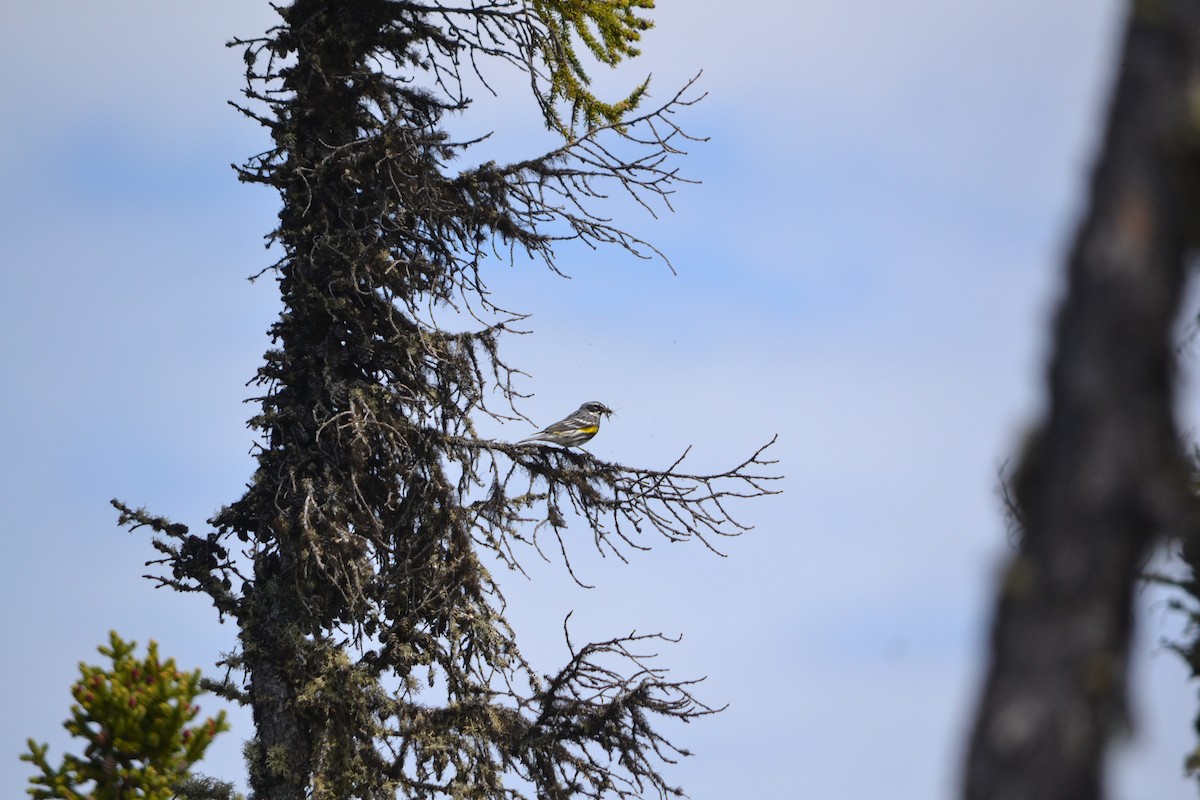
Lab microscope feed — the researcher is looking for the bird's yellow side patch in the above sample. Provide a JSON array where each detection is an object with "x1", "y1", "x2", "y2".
[{"x1": 578, "y1": 425, "x2": 599, "y2": 435}]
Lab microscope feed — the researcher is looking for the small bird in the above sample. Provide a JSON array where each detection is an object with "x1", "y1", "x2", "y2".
[{"x1": 519, "y1": 401, "x2": 614, "y2": 447}]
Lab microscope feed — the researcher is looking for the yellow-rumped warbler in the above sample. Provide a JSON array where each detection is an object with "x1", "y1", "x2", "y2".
[{"x1": 519, "y1": 401, "x2": 613, "y2": 447}]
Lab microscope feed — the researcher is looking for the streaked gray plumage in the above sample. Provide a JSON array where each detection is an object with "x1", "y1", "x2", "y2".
[{"x1": 519, "y1": 401, "x2": 613, "y2": 447}]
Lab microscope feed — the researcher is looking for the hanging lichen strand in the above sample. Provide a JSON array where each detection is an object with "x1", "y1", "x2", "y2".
[{"x1": 115, "y1": 1, "x2": 779, "y2": 799}]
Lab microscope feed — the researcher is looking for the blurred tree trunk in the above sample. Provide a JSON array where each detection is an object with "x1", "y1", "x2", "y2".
[{"x1": 965, "y1": 4, "x2": 1200, "y2": 798}]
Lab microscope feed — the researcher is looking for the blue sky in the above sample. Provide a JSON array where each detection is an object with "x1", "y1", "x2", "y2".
[{"x1": 3, "y1": 1, "x2": 1198, "y2": 798}]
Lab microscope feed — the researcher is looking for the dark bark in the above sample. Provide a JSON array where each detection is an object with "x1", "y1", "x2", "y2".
[{"x1": 964, "y1": 4, "x2": 1200, "y2": 799}]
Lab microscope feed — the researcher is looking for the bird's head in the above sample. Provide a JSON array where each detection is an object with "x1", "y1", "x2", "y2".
[{"x1": 582, "y1": 401, "x2": 613, "y2": 418}]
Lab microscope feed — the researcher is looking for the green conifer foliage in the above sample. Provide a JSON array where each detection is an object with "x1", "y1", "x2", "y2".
[
  {"x1": 114, "y1": 2, "x2": 779, "y2": 798},
  {"x1": 529, "y1": 0, "x2": 655, "y2": 132},
  {"x1": 22, "y1": 632, "x2": 229, "y2": 800}
]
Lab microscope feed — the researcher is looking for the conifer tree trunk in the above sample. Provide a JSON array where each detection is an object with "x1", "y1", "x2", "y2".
[
  {"x1": 965, "y1": 3, "x2": 1200, "y2": 797},
  {"x1": 116, "y1": 2, "x2": 778, "y2": 798}
]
